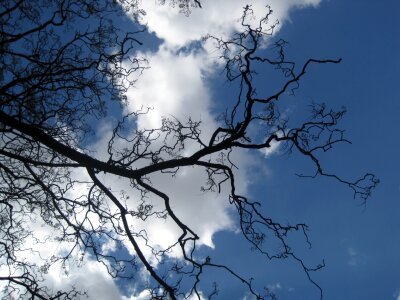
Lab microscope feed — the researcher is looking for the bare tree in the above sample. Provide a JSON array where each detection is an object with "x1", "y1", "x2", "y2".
[{"x1": 0, "y1": 1, "x2": 378, "y2": 299}]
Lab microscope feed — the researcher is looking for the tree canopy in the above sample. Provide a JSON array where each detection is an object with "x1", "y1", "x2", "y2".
[{"x1": 0, "y1": 1, "x2": 378, "y2": 299}]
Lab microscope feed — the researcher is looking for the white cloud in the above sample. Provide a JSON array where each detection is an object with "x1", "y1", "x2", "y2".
[
  {"x1": 267, "y1": 282, "x2": 282, "y2": 292},
  {"x1": 112, "y1": 0, "x2": 324, "y2": 292},
  {"x1": 47, "y1": 259, "x2": 122, "y2": 299},
  {"x1": 263, "y1": 138, "x2": 281, "y2": 157},
  {"x1": 125, "y1": 46, "x2": 215, "y2": 131},
  {"x1": 241, "y1": 294, "x2": 257, "y2": 300},
  {"x1": 86, "y1": 135, "x2": 251, "y2": 257},
  {"x1": 0, "y1": 209, "x2": 125, "y2": 299},
  {"x1": 1, "y1": 2, "x2": 326, "y2": 299},
  {"x1": 139, "y1": 0, "x2": 322, "y2": 48},
  {"x1": 394, "y1": 289, "x2": 400, "y2": 300},
  {"x1": 123, "y1": 289, "x2": 151, "y2": 300},
  {"x1": 120, "y1": 43, "x2": 251, "y2": 254},
  {"x1": 347, "y1": 246, "x2": 368, "y2": 267}
]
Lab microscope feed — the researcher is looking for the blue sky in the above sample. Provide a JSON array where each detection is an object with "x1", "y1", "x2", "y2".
[
  {"x1": 272, "y1": 1, "x2": 400, "y2": 299},
  {"x1": 215, "y1": 1, "x2": 400, "y2": 299},
  {"x1": 134, "y1": 1, "x2": 400, "y2": 299},
  {"x1": 2, "y1": 1, "x2": 398, "y2": 299},
  {"x1": 88, "y1": 1, "x2": 400, "y2": 299}
]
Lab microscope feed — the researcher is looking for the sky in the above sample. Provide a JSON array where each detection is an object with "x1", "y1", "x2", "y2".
[
  {"x1": 273, "y1": 1, "x2": 400, "y2": 299},
  {"x1": 117, "y1": 1, "x2": 400, "y2": 299},
  {"x1": 2, "y1": 1, "x2": 399, "y2": 300}
]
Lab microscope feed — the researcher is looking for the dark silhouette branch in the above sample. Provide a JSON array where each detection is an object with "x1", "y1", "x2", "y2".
[{"x1": 0, "y1": 1, "x2": 378, "y2": 299}]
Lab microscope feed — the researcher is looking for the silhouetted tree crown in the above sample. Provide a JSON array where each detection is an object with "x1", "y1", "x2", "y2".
[{"x1": 0, "y1": 1, "x2": 378, "y2": 299}]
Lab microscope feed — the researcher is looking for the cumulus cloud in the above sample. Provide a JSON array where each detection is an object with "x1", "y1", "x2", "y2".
[
  {"x1": 47, "y1": 259, "x2": 123, "y2": 299},
  {"x1": 125, "y1": 47, "x2": 215, "y2": 131},
  {"x1": 118, "y1": 43, "x2": 255, "y2": 255},
  {"x1": 394, "y1": 289, "x2": 400, "y2": 300},
  {"x1": 263, "y1": 138, "x2": 282, "y2": 157},
  {"x1": 118, "y1": 0, "x2": 324, "y2": 257},
  {"x1": 0, "y1": 210, "x2": 123, "y2": 299},
  {"x1": 139, "y1": 0, "x2": 322, "y2": 48},
  {"x1": 1, "y1": 1, "x2": 325, "y2": 299},
  {"x1": 86, "y1": 123, "x2": 251, "y2": 254},
  {"x1": 104, "y1": 0, "x2": 324, "y2": 291}
]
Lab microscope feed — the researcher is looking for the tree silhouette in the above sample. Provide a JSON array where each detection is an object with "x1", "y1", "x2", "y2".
[{"x1": 0, "y1": 1, "x2": 378, "y2": 299}]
